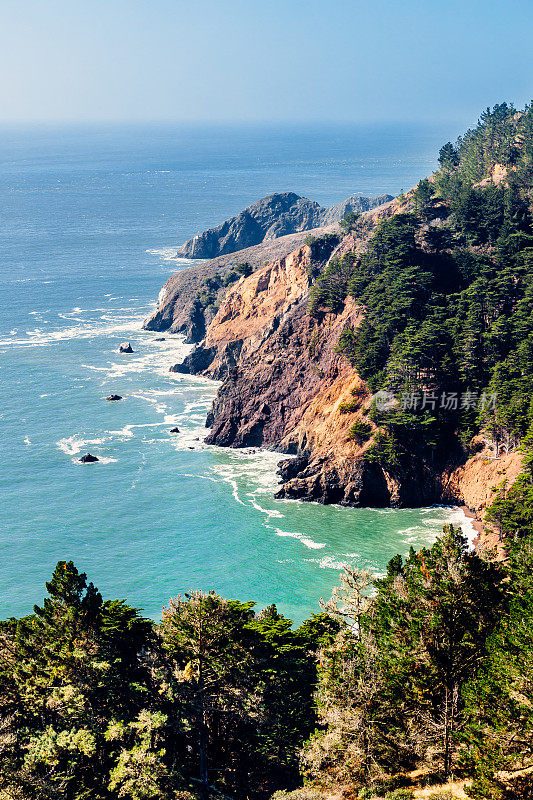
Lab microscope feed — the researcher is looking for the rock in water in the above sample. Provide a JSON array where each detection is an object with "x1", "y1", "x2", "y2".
[
  {"x1": 155, "y1": 337, "x2": 166, "y2": 341},
  {"x1": 106, "y1": 394, "x2": 122, "y2": 401},
  {"x1": 170, "y1": 427, "x2": 180, "y2": 433},
  {"x1": 79, "y1": 453, "x2": 99, "y2": 463},
  {"x1": 119, "y1": 342, "x2": 134, "y2": 353}
]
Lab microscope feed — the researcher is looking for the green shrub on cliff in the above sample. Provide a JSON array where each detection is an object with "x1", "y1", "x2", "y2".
[{"x1": 348, "y1": 419, "x2": 372, "y2": 442}]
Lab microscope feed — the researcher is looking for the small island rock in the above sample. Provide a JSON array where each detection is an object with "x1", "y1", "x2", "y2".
[
  {"x1": 79, "y1": 453, "x2": 99, "y2": 463},
  {"x1": 119, "y1": 342, "x2": 134, "y2": 353},
  {"x1": 170, "y1": 427, "x2": 180, "y2": 433},
  {"x1": 106, "y1": 394, "x2": 122, "y2": 401}
]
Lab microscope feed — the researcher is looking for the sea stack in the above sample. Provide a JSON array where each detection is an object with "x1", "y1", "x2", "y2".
[{"x1": 119, "y1": 342, "x2": 134, "y2": 353}]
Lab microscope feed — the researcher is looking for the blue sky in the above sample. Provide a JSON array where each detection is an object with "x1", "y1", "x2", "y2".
[{"x1": 0, "y1": 0, "x2": 531, "y2": 124}]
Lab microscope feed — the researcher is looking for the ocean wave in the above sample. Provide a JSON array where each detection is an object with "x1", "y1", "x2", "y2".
[
  {"x1": 57, "y1": 425, "x2": 135, "y2": 457},
  {"x1": 306, "y1": 555, "x2": 347, "y2": 569},
  {"x1": 146, "y1": 249, "x2": 200, "y2": 266},
  {"x1": 0, "y1": 316, "x2": 148, "y2": 349},
  {"x1": 271, "y1": 526, "x2": 326, "y2": 550}
]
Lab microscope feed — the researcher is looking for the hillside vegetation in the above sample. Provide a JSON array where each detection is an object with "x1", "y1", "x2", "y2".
[
  {"x1": 310, "y1": 103, "x2": 533, "y2": 475},
  {"x1": 2, "y1": 104, "x2": 533, "y2": 800}
]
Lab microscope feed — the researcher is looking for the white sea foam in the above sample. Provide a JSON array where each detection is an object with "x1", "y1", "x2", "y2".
[
  {"x1": 57, "y1": 425, "x2": 135, "y2": 457},
  {"x1": 146, "y1": 249, "x2": 201, "y2": 267},
  {"x1": 314, "y1": 556, "x2": 347, "y2": 569},
  {"x1": 73, "y1": 456, "x2": 118, "y2": 465},
  {"x1": 271, "y1": 527, "x2": 326, "y2": 550},
  {"x1": 128, "y1": 453, "x2": 146, "y2": 491}
]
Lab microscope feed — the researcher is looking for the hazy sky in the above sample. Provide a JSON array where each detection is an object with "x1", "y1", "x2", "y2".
[{"x1": 0, "y1": 0, "x2": 531, "y2": 125}]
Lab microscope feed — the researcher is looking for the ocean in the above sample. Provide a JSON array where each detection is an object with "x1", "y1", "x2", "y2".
[{"x1": 0, "y1": 121, "x2": 473, "y2": 623}]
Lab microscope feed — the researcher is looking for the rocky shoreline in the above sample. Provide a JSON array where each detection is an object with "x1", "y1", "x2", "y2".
[{"x1": 144, "y1": 194, "x2": 522, "y2": 539}]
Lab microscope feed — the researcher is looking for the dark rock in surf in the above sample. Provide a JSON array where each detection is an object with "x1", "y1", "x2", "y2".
[
  {"x1": 79, "y1": 453, "x2": 99, "y2": 463},
  {"x1": 119, "y1": 342, "x2": 134, "y2": 353},
  {"x1": 106, "y1": 394, "x2": 122, "y2": 401}
]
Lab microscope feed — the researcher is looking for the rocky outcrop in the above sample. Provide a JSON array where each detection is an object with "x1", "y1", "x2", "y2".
[
  {"x1": 143, "y1": 191, "x2": 396, "y2": 342},
  {"x1": 152, "y1": 185, "x2": 522, "y2": 514},
  {"x1": 177, "y1": 192, "x2": 394, "y2": 259},
  {"x1": 79, "y1": 453, "x2": 99, "y2": 463},
  {"x1": 178, "y1": 193, "x2": 324, "y2": 258},
  {"x1": 144, "y1": 225, "x2": 334, "y2": 341},
  {"x1": 106, "y1": 394, "x2": 122, "y2": 401},
  {"x1": 320, "y1": 194, "x2": 393, "y2": 225},
  {"x1": 119, "y1": 342, "x2": 134, "y2": 353}
]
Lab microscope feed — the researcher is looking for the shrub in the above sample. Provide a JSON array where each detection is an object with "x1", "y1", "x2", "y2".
[
  {"x1": 348, "y1": 420, "x2": 372, "y2": 442},
  {"x1": 339, "y1": 399, "x2": 361, "y2": 414},
  {"x1": 235, "y1": 262, "x2": 252, "y2": 277},
  {"x1": 222, "y1": 270, "x2": 239, "y2": 286},
  {"x1": 358, "y1": 788, "x2": 378, "y2": 799},
  {"x1": 351, "y1": 385, "x2": 368, "y2": 399},
  {"x1": 384, "y1": 790, "x2": 414, "y2": 800}
]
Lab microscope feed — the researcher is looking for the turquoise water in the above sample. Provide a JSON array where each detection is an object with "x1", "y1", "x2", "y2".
[{"x1": 0, "y1": 122, "x2": 472, "y2": 623}]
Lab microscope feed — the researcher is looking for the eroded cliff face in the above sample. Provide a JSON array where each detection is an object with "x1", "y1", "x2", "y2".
[
  {"x1": 168, "y1": 239, "x2": 453, "y2": 507},
  {"x1": 143, "y1": 226, "x2": 334, "y2": 342},
  {"x1": 160, "y1": 199, "x2": 522, "y2": 516}
]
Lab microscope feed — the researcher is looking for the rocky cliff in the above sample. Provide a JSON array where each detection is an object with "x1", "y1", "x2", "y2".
[
  {"x1": 147, "y1": 160, "x2": 525, "y2": 518},
  {"x1": 176, "y1": 191, "x2": 393, "y2": 259},
  {"x1": 144, "y1": 225, "x2": 335, "y2": 341}
]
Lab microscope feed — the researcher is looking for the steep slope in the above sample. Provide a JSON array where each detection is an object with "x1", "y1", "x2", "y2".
[
  {"x1": 154, "y1": 103, "x2": 532, "y2": 517},
  {"x1": 144, "y1": 224, "x2": 335, "y2": 341}
]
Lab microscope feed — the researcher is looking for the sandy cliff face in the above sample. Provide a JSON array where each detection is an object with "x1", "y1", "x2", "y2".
[
  {"x1": 204, "y1": 247, "x2": 313, "y2": 347},
  {"x1": 170, "y1": 238, "x2": 447, "y2": 507},
  {"x1": 158, "y1": 197, "x2": 522, "y2": 516},
  {"x1": 144, "y1": 226, "x2": 334, "y2": 341}
]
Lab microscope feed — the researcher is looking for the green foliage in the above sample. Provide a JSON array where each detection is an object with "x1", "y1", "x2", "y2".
[
  {"x1": 303, "y1": 527, "x2": 506, "y2": 788},
  {"x1": 348, "y1": 419, "x2": 372, "y2": 442},
  {"x1": 305, "y1": 233, "x2": 341, "y2": 279},
  {"x1": 308, "y1": 252, "x2": 357, "y2": 315},
  {"x1": 339, "y1": 210, "x2": 361, "y2": 233},
  {"x1": 326, "y1": 104, "x2": 533, "y2": 459},
  {"x1": 413, "y1": 178, "x2": 435, "y2": 219},
  {"x1": 0, "y1": 567, "x2": 335, "y2": 800},
  {"x1": 222, "y1": 270, "x2": 239, "y2": 286},
  {"x1": 339, "y1": 398, "x2": 360, "y2": 414},
  {"x1": 235, "y1": 261, "x2": 252, "y2": 277},
  {"x1": 438, "y1": 142, "x2": 460, "y2": 170},
  {"x1": 427, "y1": 793, "x2": 454, "y2": 800},
  {"x1": 363, "y1": 430, "x2": 401, "y2": 469}
]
